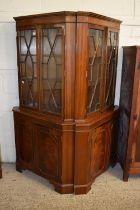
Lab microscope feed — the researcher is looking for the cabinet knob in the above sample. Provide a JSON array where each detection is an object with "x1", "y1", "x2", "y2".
[{"x1": 21, "y1": 80, "x2": 25, "y2": 84}]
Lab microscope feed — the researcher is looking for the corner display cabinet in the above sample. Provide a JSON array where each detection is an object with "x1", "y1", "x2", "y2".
[
  {"x1": 13, "y1": 11, "x2": 121, "y2": 194},
  {"x1": 118, "y1": 46, "x2": 140, "y2": 181}
]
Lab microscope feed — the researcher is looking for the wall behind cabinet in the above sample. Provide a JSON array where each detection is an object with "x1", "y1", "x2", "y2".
[{"x1": 0, "y1": 0, "x2": 140, "y2": 162}]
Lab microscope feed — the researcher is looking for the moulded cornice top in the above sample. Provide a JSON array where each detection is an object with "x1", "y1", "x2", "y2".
[{"x1": 13, "y1": 11, "x2": 122, "y2": 23}]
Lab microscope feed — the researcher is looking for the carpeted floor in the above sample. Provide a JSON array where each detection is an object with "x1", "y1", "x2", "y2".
[{"x1": 0, "y1": 164, "x2": 140, "y2": 210}]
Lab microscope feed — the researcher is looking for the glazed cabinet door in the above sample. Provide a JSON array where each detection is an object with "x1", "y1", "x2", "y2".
[
  {"x1": 105, "y1": 30, "x2": 119, "y2": 107},
  {"x1": 34, "y1": 125, "x2": 61, "y2": 180},
  {"x1": 87, "y1": 26, "x2": 105, "y2": 114},
  {"x1": 87, "y1": 27, "x2": 119, "y2": 114},
  {"x1": 17, "y1": 29, "x2": 38, "y2": 109},
  {"x1": 40, "y1": 26, "x2": 64, "y2": 114},
  {"x1": 15, "y1": 119, "x2": 34, "y2": 169}
]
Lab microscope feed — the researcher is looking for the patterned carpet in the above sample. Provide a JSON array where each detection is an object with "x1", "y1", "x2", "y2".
[{"x1": 0, "y1": 164, "x2": 140, "y2": 210}]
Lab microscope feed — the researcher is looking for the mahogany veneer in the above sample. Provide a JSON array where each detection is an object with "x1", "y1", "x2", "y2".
[{"x1": 13, "y1": 11, "x2": 121, "y2": 194}]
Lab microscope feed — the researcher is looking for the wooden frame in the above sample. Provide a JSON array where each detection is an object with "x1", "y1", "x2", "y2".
[{"x1": 13, "y1": 11, "x2": 121, "y2": 194}]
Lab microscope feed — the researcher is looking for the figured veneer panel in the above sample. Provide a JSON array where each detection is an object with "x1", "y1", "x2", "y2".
[
  {"x1": 34, "y1": 125, "x2": 60, "y2": 178},
  {"x1": 90, "y1": 125, "x2": 108, "y2": 177},
  {"x1": 15, "y1": 120, "x2": 34, "y2": 169}
]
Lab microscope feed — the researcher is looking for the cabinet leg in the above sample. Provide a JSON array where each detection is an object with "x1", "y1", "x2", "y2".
[
  {"x1": 110, "y1": 160, "x2": 117, "y2": 168},
  {"x1": 16, "y1": 164, "x2": 22, "y2": 173},
  {"x1": 123, "y1": 171, "x2": 129, "y2": 181}
]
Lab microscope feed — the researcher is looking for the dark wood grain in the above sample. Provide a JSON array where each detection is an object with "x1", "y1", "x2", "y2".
[
  {"x1": 13, "y1": 11, "x2": 120, "y2": 194},
  {"x1": 118, "y1": 46, "x2": 140, "y2": 181}
]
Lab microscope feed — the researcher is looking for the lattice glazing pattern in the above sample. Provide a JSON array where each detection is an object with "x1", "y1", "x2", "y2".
[
  {"x1": 42, "y1": 28, "x2": 62, "y2": 113},
  {"x1": 105, "y1": 31, "x2": 118, "y2": 107},
  {"x1": 87, "y1": 29, "x2": 103, "y2": 113},
  {"x1": 18, "y1": 30, "x2": 37, "y2": 108}
]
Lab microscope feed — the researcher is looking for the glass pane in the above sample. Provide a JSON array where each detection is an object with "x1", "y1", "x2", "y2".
[
  {"x1": 18, "y1": 30, "x2": 37, "y2": 108},
  {"x1": 105, "y1": 31, "x2": 118, "y2": 107},
  {"x1": 87, "y1": 29, "x2": 103, "y2": 113},
  {"x1": 41, "y1": 28, "x2": 62, "y2": 113}
]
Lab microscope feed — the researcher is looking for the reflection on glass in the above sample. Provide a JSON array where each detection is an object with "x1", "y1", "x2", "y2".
[
  {"x1": 41, "y1": 28, "x2": 62, "y2": 113},
  {"x1": 105, "y1": 31, "x2": 118, "y2": 107},
  {"x1": 87, "y1": 29, "x2": 103, "y2": 113},
  {"x1": 18, "y1": 30, "x2": 37, "y2": 108}
]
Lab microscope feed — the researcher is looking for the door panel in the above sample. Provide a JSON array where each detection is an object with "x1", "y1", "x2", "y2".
[
  {"x1": 41, "y1": 27, "x2": 64, "y2": 114},
  {"x1": 90, "y1": 124, "x2": 110, "y2": 179},
  {"x1": 17, "y1": 29, "x2": 38, "y2": 109},
  {"x1": 105, "y1": 31, "x2": 118, "y2": 107},
  {"x1": 15, "y1": 120, "x2": 34, "y2": 168},
  {"x1": 89, "y1": 120, "x2": 116, "y2": 179},
  {"x1": 34, "y1": 125, "x2": 61, "y2": 178},
  {"x1": 87, "y1": 27, "x2": 104, "y2": 113}
]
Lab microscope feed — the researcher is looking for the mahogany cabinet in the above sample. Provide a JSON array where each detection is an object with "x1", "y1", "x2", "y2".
[
  {"x1": 13, "y1": 11, "x2": 121, "y2": 194},
  {"x1": 118, "y1": 46, "x2": 140, "y2": 181}
]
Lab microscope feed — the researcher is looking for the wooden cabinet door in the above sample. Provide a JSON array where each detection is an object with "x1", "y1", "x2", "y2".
[
  {"x1": 34, "y1": 125, "x2": 61, "y2": 180},
  {"x1": 87, "y1": 26, "x2": 105, "y2": 114},
  {"x1": 90, "y1": 123, "x2": 111, "y2": 179},
  {"x1": 40, "y1": 26, "x2": 64, "y2": 114},
  {"x1": 15, "y1": 120, "x2": 34, "y2": 169},
  {"x1": 105, "y1": 30, "x2": 119, "y2": 108}
]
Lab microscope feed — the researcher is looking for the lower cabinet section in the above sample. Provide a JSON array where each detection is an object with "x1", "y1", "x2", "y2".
[
  {"x1": 14, "y1": 118, "x2": 62, "y2": 185},
  {"x1": 14, "y1": 112, "x2": 74, "y2": 194},
  {"x1": 13, "y1": 109, "x2": 118, "y2": 194},
  {"x1": 74, "y1": 120, "x2": 118, "y2": 194}
]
